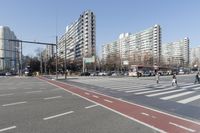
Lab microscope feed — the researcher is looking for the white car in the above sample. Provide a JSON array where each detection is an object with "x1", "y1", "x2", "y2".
[{"x1": 5, "y1": 72, "x2": 11, "y2": 76}]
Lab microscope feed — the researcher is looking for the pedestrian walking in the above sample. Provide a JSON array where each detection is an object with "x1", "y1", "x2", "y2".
[
  {"x1": 194, "y1": 72, "x2": 200, "y2": 84},
  {"x1": 156, "y1": 73, "x2": 160, "y2": 84},
  {"x1": 137, "y1": 71, "x2": 139, "y2": 78},
  {"x1": 172, "y1": 74, "x2": 177, "y2": 86}
]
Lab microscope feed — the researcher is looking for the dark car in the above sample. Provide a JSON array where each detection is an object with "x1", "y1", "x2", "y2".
[{"x1": 80, "y1": 72, "x2": 90, "y2": 76}]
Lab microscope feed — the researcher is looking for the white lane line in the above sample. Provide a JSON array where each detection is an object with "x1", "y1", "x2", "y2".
[
  {"x1": 0, "y1": 126, "x2": 16, "y2": 132},
  {"x1": 40, "y1": 88, "x2": 47, "y2": 90},
  {"x1": 92, "y1": 95, "x2": 99, "y2": 98},
  {"x1": 177, "y1": 95, "x2": 200, "y2": 104},
  {"x1": 0, "y1": 93, "x2": 14, "y2": 97},
  {"x1": 141, "y1": 112, "x2": 150, "y2": 116},
  {"x1": 182, "y1": 84, "x2": 200, "y2": 89},
  {"x1": 135, "y1": 87, "x2": 175, "y2": 95},
  {"x1": 84, "y1": 92, "x2": 90, "y2": 95},
  {"x1": 125, "y1": 88, "x2": 152, "y2": 93},
  {"x1": 160, "y1": 91, "x2": 194, "y2": 100},
  {"x1": 43, "y1": 111, "x2": 74, "y2": 120},
  {"x1": 44, "y1": 96, "x2": 62, "y2": 100},
  {"x1": 85, "y1": 104, "x2": 98, "y2": 109},
  {"x1": 24, "y1": 87, "x2": 33, "y2": 90},
  {"x1": 193, "y1": 87, "x2": 200, "y2": 90},
  {"x1": 25, "y1": 90, "x2": 42, "y2": 94},
  {"x1": 169, "y1": 122, "x2": 196, "y2": 132},
  {"x1": 146, "y1": 89, "x2": 185, "y2": 97},
  {"x1": 2, "y1": 101, "x2": 27, "y2": 107},
  {"x1": 104, "y1": 99, "x2": 113, "y2": 103},
  {"x1": 49, "y1": 89, "x2": 60, "y2": 91},
  {"x1": 38, "y1": 78, "x2": 167, "y2": 133}
]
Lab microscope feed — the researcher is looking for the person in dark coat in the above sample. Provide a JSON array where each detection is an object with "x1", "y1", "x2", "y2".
[{"x1": 194, "y1": 72, "x2": 200, "y2": 84}]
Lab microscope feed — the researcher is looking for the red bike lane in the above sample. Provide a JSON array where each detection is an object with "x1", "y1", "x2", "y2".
[{"x1": 39, "y1": 77, "x2": 200, "y2": 133}]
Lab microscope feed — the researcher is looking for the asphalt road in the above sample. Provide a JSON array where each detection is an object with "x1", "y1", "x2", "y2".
[
  {"x1": 0, "y1": 76, "x2": 158, "y2": 133},
  {"x1": 60, "y1": 74, "x2": 200, "y2": 122}
]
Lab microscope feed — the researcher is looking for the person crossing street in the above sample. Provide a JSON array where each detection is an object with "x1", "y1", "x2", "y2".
[
  {"x1": 194, "y1": 72, "x2": 200, "y2": 84},
  {"x1": 172, "y1": 74, "x2": 177, "y2": 86}
]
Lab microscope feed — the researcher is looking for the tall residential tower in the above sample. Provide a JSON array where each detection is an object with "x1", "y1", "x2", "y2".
[
  {"x1": 0, "y1": 26, "x2": 19, "y2": 73},
  {"x1": 58, "y1": 10, "x2": 96, "y2": 62},
  {"x1": 102, "y1": 25, "x2": 161, "y2": 66}
]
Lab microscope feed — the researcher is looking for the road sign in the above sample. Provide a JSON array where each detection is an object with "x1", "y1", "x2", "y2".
[{"x1": 84, "y1": 56, "x2": 95, "y2": 63}]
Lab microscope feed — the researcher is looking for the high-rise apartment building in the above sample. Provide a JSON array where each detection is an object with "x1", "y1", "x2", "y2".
[
  {"x1": 58, "y1": 10, "x2": 96, "y2": 62},
  {"x1": 162, "y1": 37, "x2": 190, "y2": 67},
  {"x1": 0, "y1": 26, "x2": 19, "y2": 72},
  {"x1": 102, "y1": 25, "x2": 161, "y2": 66},
  {"x1": 190, "y1": 46, "x2": 200, "y2": 67}
]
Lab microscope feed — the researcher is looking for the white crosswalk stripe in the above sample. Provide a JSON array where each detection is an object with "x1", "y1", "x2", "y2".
[
  {"x1": 134, "y1": 87, "x2": 175, "y2": 95},
  {"x1": 181, "y1": 84, "x2": 200, "y2": 89},
  {"x1": 146, "y1": 89, "x2": 185, "y2": 97},
  {"x1": 125, "y1": 88, "x2": 152, "y2": 93},
  {"x1": 177, "y1": 95, "x2": 200, "y2": 104},
  {"x1": 160, "y1": 91, "x2": 194, "y2": 100},
  {"x1": 71, "y1": 77, "x2": 200, "y2": 105}
]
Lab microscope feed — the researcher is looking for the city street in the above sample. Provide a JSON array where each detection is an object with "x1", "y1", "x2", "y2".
[
  {"x1": 0, "y1": 76, "x2": 158, "y2": 133},
  {"x1": 62, "y1": 74, "x2": 200, "y2": 121}
]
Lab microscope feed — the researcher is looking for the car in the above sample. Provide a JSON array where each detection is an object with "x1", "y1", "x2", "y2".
[
  {"x1": 80, "y1": 72, "x2": 90, "y2": 76},
  {"x1": 5, "y1": 72, "x2": 12, "y2": 76}
]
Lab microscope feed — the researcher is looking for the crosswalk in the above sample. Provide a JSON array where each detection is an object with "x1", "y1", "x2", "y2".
[{"x1": 71, "y1": 77, "x2": 200, "y2": 105}]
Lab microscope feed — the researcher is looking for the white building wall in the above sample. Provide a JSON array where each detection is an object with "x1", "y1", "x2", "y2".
[{"x1": 0, "y1": 26, "x2": 19, "y2": 72}]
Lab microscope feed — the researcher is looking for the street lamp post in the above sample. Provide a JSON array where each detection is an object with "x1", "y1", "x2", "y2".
[
  {"x1": 64, "y1": 36, "x2": 73, "y2": 80},
  {"x1": 64, "y1": 37, "x2": 67, "y2": 80}
]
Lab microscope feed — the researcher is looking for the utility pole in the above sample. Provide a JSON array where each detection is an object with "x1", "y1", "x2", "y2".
[
  {"x1": 20, "y1": 41, "x2": 23, "y2": 76},
  {"x1": 64, "y1": 34, "x2": 67, "y2": 79},
  {"x1": 56, "y1": 36, "x2": 58, "y2": 79}
]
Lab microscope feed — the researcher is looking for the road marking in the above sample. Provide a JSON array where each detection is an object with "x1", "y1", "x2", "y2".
[
  {"x1": 38, "y1": 77, "x2": 200, "y2": 133},
  {"x1": 0, "y1": 126, "x2": 16, "y2": 132},
  {"x1": 0, "y1": 93, "x2": 14, "y2": 97},
  {"x1": 177, "y1": 95, "x2": 200, "y2": 104},
  {"x1": 40, "y1": 88, "x2": 47, "y2": 89},
  {"x1": 84, "y1": 92, "x2": 90, "y2": 95},
  {"x1": 104, "y1": 99, "x2": 113, "y2": 103},
  {"x1": 193, "y1": 87, "x2": 200, "y2": 90},
  {"x1": 161, "y1": 91, "x2": 194, "y2": 100},
  {"x1": 169, "y1": 122, "x2": 196, "y2": 132},
  {"x1": 44, "y1": 96, "x2": 62, "y2": 100},
  {"x1": 125, "y1": 88, "x2": 152, "y2": 93},
  {"x1": 7, "y1": 88, "x2": 18, "y2": 90},
  {"x1": 2, "y1": 101, "x2": 27, "y2": 107},
  {"x1": 25, "y1": 90, "x2": 42, "y2": 94},
  {"x1": 146, "y1": 89, "x2": 185, "y2": 97},
  {"x1": 135, "y1": 87, "x2": 175, "y2": 95},
  {"x1": 182, "y1": 84, "x2": 200, "y2": 89},
  {"x1": 141, "y1": 112, "x2": 150, "y2": 116},
  {"x1": 141, "y1": 112, "x2": 156, "y2": 119},
  {"x1": 43, "y1": 111, "x2": 74, "y2": 120},
  {"x1": 24, "y1": 87, "x2": 33, "y2": 89},
  {"x1": 49, "y1": 88, "x2": 60, "y2": 91},
  {"x1": 92, "y1": 95, "x2": 99, "y2": 98},
  {"x1": 85, "y1": 104, "x2": 98, "y2": 109}
]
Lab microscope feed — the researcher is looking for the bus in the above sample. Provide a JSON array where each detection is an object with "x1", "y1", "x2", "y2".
[{"x1": 128, "y1": 65, "x2": 155, "y2": 77}]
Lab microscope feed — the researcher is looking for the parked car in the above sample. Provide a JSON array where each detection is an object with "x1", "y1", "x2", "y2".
[
  {"x1": 5, "y1": 72, "x2": 12, "y2": 76},
  {"x1": 80, "y1": 72, "x2": 90, "y2": 76}
]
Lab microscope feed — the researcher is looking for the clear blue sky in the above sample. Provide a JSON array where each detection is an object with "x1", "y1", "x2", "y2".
[{"x1": 0, "y1": 0, "x2": 200, "y2": 56}]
